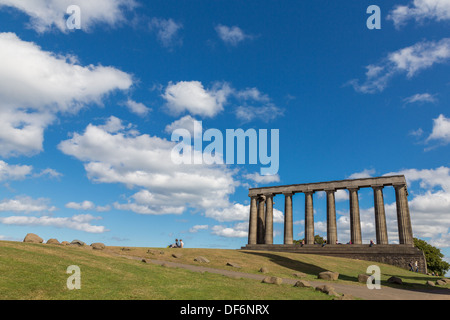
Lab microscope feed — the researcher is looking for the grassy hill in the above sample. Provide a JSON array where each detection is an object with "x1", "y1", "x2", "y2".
[{"x1": 0, "y1": 241, "x2": 447, "y2": 300}]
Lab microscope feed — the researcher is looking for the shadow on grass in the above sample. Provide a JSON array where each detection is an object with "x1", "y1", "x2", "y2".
[
  {"x1": 241, "y1": 251, "x2": 357, "y2": 282},
  {"x1": 381, "y1": 274, "x2": 450, "y2": 295}
]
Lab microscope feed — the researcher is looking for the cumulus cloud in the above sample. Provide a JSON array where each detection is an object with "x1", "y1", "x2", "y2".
[
  {"x1": 58, "y1": 116, "x2": 238, "y2": 218},
  {"x1": 189, "y1": 225, "x2": 209, "y2": 233},
  {"x1": 0, "y1": 33, "x2": 133, "y2": 157},
  {"x1": 0, "y1": 196, "x2": 56, "y2": 213},
  {"x1": 388, "y1": 0, "x2": 450, "y2": 28},
  {"x1": 347, "y1": 169, "x2": 376, "y2": 179},
  {"x1": 0, "y1": 0, "x2": 136, "y2": 33},
  {"x1": 0, "y1": 161, "x2": 33, "y2": 181},
  {"x1": 215, "y1": 25, "x2": 253, "y2": 46},
  {"x1": 162, "y1": 81, "x2": 232, "y2": 118},
  {"x1": 426, "y1": 114, "x2": 450, "y2": 145},
  {"x1": 349, "y1": 38, "x2": 450, "y2": 93},
  {"x1": 0, "y1": 214, "x2": 107, "y2": 233},
  {"x1": 122, "y1": 99, "x2": 151, "y2": 116},
  {"x1": 211, "y1": 222, "x2": 248, "y2": 238},
  {"x1": 244, "y1": 172, "x2": 280, "y2": 184}
]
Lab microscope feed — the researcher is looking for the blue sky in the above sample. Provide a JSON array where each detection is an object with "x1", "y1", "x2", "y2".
[{"x1": 0, "y1": 0, "x2": 449, "y2": 268}]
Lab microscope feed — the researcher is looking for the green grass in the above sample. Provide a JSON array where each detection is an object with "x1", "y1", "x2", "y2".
[
  {"x1": 111, "y1": 246, "x2": 449, "y2": 289},
  {"x1": 0, "y1": 241, "x2": 331, "y2": 300}
]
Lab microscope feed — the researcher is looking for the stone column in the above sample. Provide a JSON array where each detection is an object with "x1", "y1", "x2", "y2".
[
  {"x1": 394, "y1": 184, "x2": 413, "y2": 246},
  {"x1": 264, "y1": 194, "x2": 274, "y2": 245},
  {"x1": 348, "y1": 188, "x2": 362, "y2": 244},
  {"x1": 257, "y1": 196, "x2": 266, "y2": 244},
  {"x1": 284, "y1": 193, "x2": 293, "y2": 244},
  {"x1": 248, "y1": 196, "x2": 258, "y2": 245},
  {"x1": 326, "y1": 189, "x2": 337, "y2": 245},
  {"x1": 373, "y1": 185, "x2": 388, "y2": 244},
  {"x1": 304, "y1": 191, "x2": 315, "y2": 244}
]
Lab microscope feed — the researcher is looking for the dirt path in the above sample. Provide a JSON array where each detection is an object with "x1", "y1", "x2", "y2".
[{"x1": 117, "y1": 253, "x2": 450, "y2": 300}]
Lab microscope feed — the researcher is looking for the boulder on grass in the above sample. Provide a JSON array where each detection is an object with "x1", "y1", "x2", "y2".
[
  {"x1": 23, "y1": 233, "x2": 43, "y2": 243},
  {"x1": 194, "y1": 256, "x2": 210, "y2": 263},
  {"x1": 387, "y1": 276, "x2": 403, "y2": 285},
  {"x1": 46, "y1": 239, "x2": 60, "y2": 245},
  {"x1": 358, "y1": 274, "x2": 371, "y2": 283},
  {"x1": 294, "y1": 280, "x2": 312, "y2": 288},
  {"x1": 90, "y1": 243, "x2": 105, "y2": 250},
  {"x1": 70, "y1": 239, "x2": 85, "y2": 246},
  {"x1": 262, "y1": 277, "x2": 283, "y2": 285},
  {"x1": 318, "y1": 271, "x2": 339, "y2": 281},
  {"x1": 226, "y1": 262, "x2": 241, "y2": 268},
  {"x1": 259, "y1": 267, "x2": 269, "y2": 274},
  {"x1": 61, "y1": 241, "x2": 70, "y2": 246}
]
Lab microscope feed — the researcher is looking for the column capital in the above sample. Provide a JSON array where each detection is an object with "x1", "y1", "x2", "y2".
[
  {"x1": 283, "y1": 192, "x2": 294, "y2": 196},
  {"x1": 304, "y1": 190, "x2": 315, "y2": 195},
  {"x1": 347, "y1": 187, "x2": 360, "y2": 192},
  {"x1": 324, "y1": 188, "x2": 336, "y2": 193},
  {"x1": 372, "y1": 184, "x2": 384, "y2": 190}
]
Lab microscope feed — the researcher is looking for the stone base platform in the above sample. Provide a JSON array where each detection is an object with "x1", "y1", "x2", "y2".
[{"x1": 241, "y1": 244, "x2": 427, "y2": 274}]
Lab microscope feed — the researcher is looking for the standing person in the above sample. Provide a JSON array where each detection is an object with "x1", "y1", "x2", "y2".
[
  {"x1": 179, "y1": 239, "x2": 184, "y2": 248},
  {"x1": 414, "y1": 261, "x2": 419, "y2": 272}
]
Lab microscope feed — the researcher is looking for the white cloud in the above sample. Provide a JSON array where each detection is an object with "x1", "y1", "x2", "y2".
[
  {"x1": 211, "y1": 222, "x2": 248, "y2": 238},
  {"x1": 165, "y1": 115, "x2": 201, "y2": 138},
  {"x1": 149, "y1": 18, "x2": 183, "y2": 48},
  {"x1": 0, "y1": 33, "x2": 133, "y2": 157},
  {"x1": 235, "y1": 104, "x2": 284, "y2": 123},
  {"x1": 349, "y1": 38, "x2": 450, "y2": 93},
  {"x1": 347, "y1": 169, "x2": 376, "y2": 179},
  {"x1": 426, "y1": 114, "x2": 450, "y2": 145},
  {"x1": 33, "y1": 168, "x2": 63, "y2": 179},
  {"x1": 205, "y1": 203, "x2": 284, "y2": 223},
  {"x1": 0, "y1": 0, "x2": 136, "y2": 33},
  {"x1": 189, "y1": 225, "x2": 209, "y2": 233},
  {"x1": 65, "y1": 200, "x2": 96, "y2": 211},
  {"x1": 244, "y1": 172, "x2": 280, "y2": 184},
  {"x1": 58, "y1": 117, "x2": 238, "y2": 218},
  {"x1": 162, "y1": 81, "x2": 232, "y2": 118},
  {"x1": 215, "y1": 25, "x2": 252, "y2": 46},
  {"x1": 0, "y1": 196, "x2": 56, "y2": 213},
  {"x1": 403, "y1": 93, "x2": 437, "y2": 105},
  {"x1": 0, "y1": 161, "x2": 33, "y2": 181},
  {"x1": 388, "y1": 0, "x2": 450, "y2": 28},
  {"x1": 122, "y1": 99, "x2": 151, "y2": 116},
  {"x1": 0, "y1": 214, "x2": 107, "y2": 233}
]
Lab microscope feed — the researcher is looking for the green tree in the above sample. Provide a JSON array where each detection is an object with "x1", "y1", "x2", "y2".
[
  {"x1": 414, "y1": 238, "x2": 450, "y2": 276},
  {"x1": 294, "y1": 235, "x2": 324, "y2": 245}
]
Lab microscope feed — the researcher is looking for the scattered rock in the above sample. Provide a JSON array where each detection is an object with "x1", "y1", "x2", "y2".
[
  {"x1": 121, "y1": 247, "x2": 131, "y2": 251},
  {"x1": 194, "y1": 256, "x2": 210, "y2": 263},
  {"x1": 436, "y1": 280, "x2": 447, "y2": 286},
  {"x1": 90, "y1": 243, "x2": 105, "y2": 250},
  {"x1": 61, "y1": 241, "x2": 70, "y2": 246},
  {"x1": 226, "y1": 262, "x2": 241, "y2": 268},
  {"x1": 172, "y1": 253, "x2": 182, "y2": 259},
  {"x1": 426, "y1": 281, "x2": 436, "y2": 287},
  {"x1": 46, "y1": 239, "x2": 60, "y2": 245},
  {"x1": 318, "y1": 271, "x2": 339, "y2": 281},
  {"x1": 259, "y1": 267, "x2": 269, "y2": 274},
  {"x1": 262, "y1": 277, "x2": 283, "y2": 285},
  {"x1": 70, "y1": 240, "x2": 85, "y2": 246},
  {"x1": 293, "y1": 272, "x2": 307, "y2": 278},
  {"x1": 357, "y1": 274, "x2": 371, "y2": 283},
  {"x1": 294, "y1": 280, "x2": 312, "y2": 288},
  {"x1": 438, "y1": 278, "x2": 450, "y2": 285},
  {"x1": 141, "y1": 259, "x2": 150, "y2": 263},
  {"x1": 159, "y1": 251, "x2": 165, "y2": 255},
  {"x1": 387, "y1": 276, "x2": 403, "y2": 285},
  {"x1": 315, "y1": 285, "x2": 339, "y2": 296},
  {"x1": 23, "y1": 233, "x2": 43, "y2": 244},
  {"x1": 147, "y1": 250, "x2": 156, "y2": 255}
]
